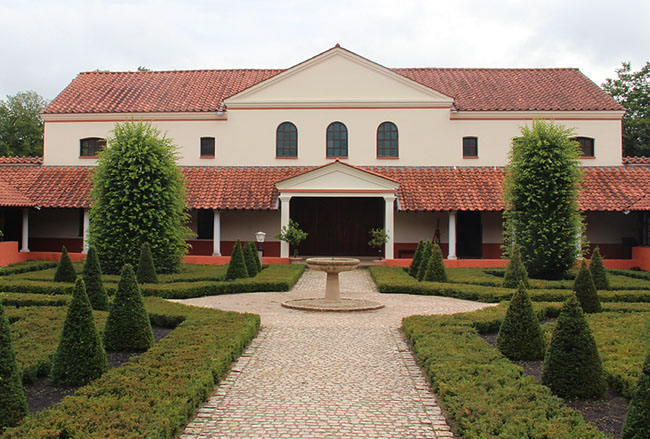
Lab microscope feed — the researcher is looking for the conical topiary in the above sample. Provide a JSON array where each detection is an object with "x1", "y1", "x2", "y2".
[
  {"x1": 0, "y1": 302, "x2": 27, "y2": 431},
  {"x1": 408, "y1": 240, "x2": 425, "y2": 278},
  {"x1": 54, "y1": 245, "x2": 77, "y2": 282},
  {"x1": 103, "y1": 264, "x2": 154, "y2": 352},
  {"x1": 83, "y1": 246, "x2": 108, "y2": 311},
  {"x1": 249, "y1": 240, "x2": 262, "y2": 272},
  {"x1": 136, "y1": 242, "x2": 158, "y2": 284},
  {"x1": 50, "y1": 279, "x2": 108, "y2": 386},
  {"x1": 622, "y1": 348, "x2": 650, "y2": 439},
  {"x1": 423, "y1": 243, "x2": 447, "y2": 282},
  {"x1": 503, "y1": 244, "x2": 530, "y2": 288},
  {"x1": 497, "y1": 283, "x2": 545, "y2": 360},
  {"x1": 416, "y1": 241, "x2": 433, "y2": 281},
  {"x1": 225, "y1": 239, "x2": 249, "y2": 280},
  {"x1": 541, "y1": 295, "x2": 606, "y2": 399},
  {"x1": 589, "y1": 247, "x2": 610, "y2": 290},
  {"x1": 243, "y1": 241, "x2": 259, "y2": 277},
  {"x1": 574, "y1": 259, "x2": 602, "y2": 313}
]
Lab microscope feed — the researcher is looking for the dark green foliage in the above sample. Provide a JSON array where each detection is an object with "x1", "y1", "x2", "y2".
[
  {"x1": 408, "y1": 240, "x2": 425, "y2": 277},
  {"x1": 0, "y1": 91, "x2": 48, "y2": 157},
  {"x1": 590, "y1": 247, "x2": 610, "y2": 290},
  {"x1": 103, "y1": 264, "x2": 154, "y2": 352},
  {"x1": 541, "y1": 295, "x2": 606, "y2": 399},
  {"x1": 0, "y1": 302, "x2": 27, "y2": 431},
  {"x1": 503, "y1": 244, "x2": 529, "y2": 288},
  {"x1": 243, "y1": 241, "x2": 259, "y2": 277},
  {"x1": 136, "y1": 242, "x2": 159, "y2": 284},
  {"x1": 83, "y1": 247, "x2": 108, "y2": 311},
  {"x1": 50, "y1": 279, "x2": 108, "y2": 386},
  {"x1": 89, "y1": 120, "x2": 190, "y2": 274},
  {"x1": 423, "y1": 243, "x2": 447, "y2": 282},
  {"x1": 275, "y1": 219, "x2": 308, "y2": 257},
  {"x1": 497, "y1": 284, "x2": 545, "y2": 360},
  {"x1": 226, "y1": 240, "x2": 249, "y2": 280},
  {"x1": 574, "y1": 260, "x2": 602, "y2": 313},
  {"x1": 503, "y1": 119, "x2": 584, "y2": 279},
  {"x1": 53, "y1": 246, "x2": 76, "y2": 283},
  {"x1": 416, "y1": 241, "x2": 432, "y2": 281},
  {"x1": 622, "y1": 349, "x2": 650, "y2": 439}
]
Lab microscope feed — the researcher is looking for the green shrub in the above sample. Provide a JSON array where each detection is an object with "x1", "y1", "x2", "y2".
[
  {"x1": 416, "y1": 241, "x2": 432, "y2": 281},
  {"x1": 574, "y1": 260, "x2": 602, "y2": 313},
  {"x1": 590, "y1": 247, "x2": 610, "y2": 290},
  {"x1": 225, "y1": 239, "x2": 249, "y2": 280},
  {"x1": 50, "y1": 279, "x2": 108, "y2": 386},
  {"x1": 408, "y1": 240, "x2": 425, "y2": 277},
  {"x1": 0, "y1": 261, "x2": 57, "y2": 276},
  {"x1": 622, "y1": 349, "x2": 650, "y2": 439},
  {"x1": 497, "y1": 284, "x2": 545, "y2": 360},
  {"x1": 243, "y1": 241, "x2": 259, "y2": 277},
  {"x1": 0, "y1": 302, "x2": 27, "y2": 432},
  {"x1": 423, "y1": 243, "x2": 447, "y2": 282},
  {"x1": 503, "y1": 244, "x2": 529, "y2": 288},
  {"x1": 136, "y1": 242, "x2": 159, "y2": 284},
  {"x1": 541, "y1": 295, "x2": 606, "y2": 399},
  {"x1": 0, "y1": 292, "x2": 70, "y2": 307},
  {"x1": 53, "y1": 246, "x2": 77, "y2": 283},
  {"x1": 83, "y1": 247, "x2": 109, "y2": 311},
  {"x1": 248, "y1": 241, "x2": 262, "y2": 273}
]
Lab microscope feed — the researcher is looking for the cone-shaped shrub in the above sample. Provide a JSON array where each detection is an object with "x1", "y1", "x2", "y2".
[
  {"x1": 590, "y1": 247, "x2": 610, "y2": 290},
  {"x1": 423, "y1": 244, "x2": 447, "y2": 282},
  {"x1": 243, "y1": 241, "x2": 259, "y2": 277},
  {"x1": 0, "y1": 302, "x2": 27, "y2": 431},
  {"x1": 54, "y1": 245, "x2": 77, "y2": 282},
  {"x1": 416, "y1": 241, "x2": 433, "y2": 281},
  {"x1": 51, "y1": 279, "x2": 108, "y2": 386},
  {"x1": 408, "y1": 240, "x2": 425, "y2": 278},
  {"x1": 103, "y1": 264, "x2": 154, "y2": 352},
  {"x1": 503, "y1": 244, "x2": 529, "y2": 288},
  {"x1": 574, "y1": 259, "x2": 602, "y2": 313},
  {"x1": 83, "y1": 246, "x2": 108, "y2": 311},
  {"x1": 622, "y1": 349, "x2": 650, "y2": 439},
  {"x1": 497, "y1": 283, "x2": 545, "y2": 360},
  {"x1": 136, "y1": 242, "x2": 159, "y2": 284},
  {"x1": 541, "y1": 295, "x2": 606, "y2": 399},
  {"x1": 226, "y1": 239, "x2": 249, "y2": 280},
  {"x1": 247, "y1": 240, "x2": 262, "y2": 272}
]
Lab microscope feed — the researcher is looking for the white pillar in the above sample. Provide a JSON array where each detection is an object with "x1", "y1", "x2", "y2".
[
  {"x1": 212, "y1": 210, "x2": 221, "y2": 256},
  {"x1": 82, "y1": 209, "x2": 90, "y2": 253},
  {"x1": 448, "y1": 210, "x2": 457, "y2": 260},
  {"x1": 279, "y1": 194, "x2": 291, "y2": 258},
  {"x1": 20, "y1": 208, "x2": 29, "y2": 252},
  {"x1": 384, "y1": 195, "x2": 395, "y2": 259}
]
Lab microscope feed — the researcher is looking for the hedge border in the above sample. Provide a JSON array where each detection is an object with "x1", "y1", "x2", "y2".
[{"x1": 0, "y1": 261, "x2": 57, "y2": 277}]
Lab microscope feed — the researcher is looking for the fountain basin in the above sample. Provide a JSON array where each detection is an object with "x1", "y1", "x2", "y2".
[{"x1": 305, "y1": 257, "x2": 360, "y2": 273}]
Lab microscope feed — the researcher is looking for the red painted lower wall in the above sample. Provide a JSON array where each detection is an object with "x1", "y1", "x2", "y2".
[{"x1": 187, "y1": 240, "x2": 281, "y2": 257}]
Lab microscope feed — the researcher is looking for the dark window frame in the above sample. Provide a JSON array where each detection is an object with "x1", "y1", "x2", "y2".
[
  {"x1": 200, "y1": 137, "x2": 215, "y2": 157},
  {"x1": 79, "y1": 137, "x2": 106, "y2": 157},
  {"x1": 573, "y1": 136, "x2": 595, "y2": 158},
  {"x1": 326, "y1": 122, "x2": 348, "y2": 158},
  {"x1": 462, "y1": 136, "x2": 478, "y2": 158},
  {"x1": 276, "y1": 122, "x2": 298, "y2": 157},
  {"x1": 377, "y1": 122, "x2": 398, "y2": 158}
]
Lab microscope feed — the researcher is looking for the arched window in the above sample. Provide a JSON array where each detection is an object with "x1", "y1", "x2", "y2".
[
  {"x1": 377, "y1": 122, "x2": 398, "y2": 157},
  {"x1": 326, "y1": 122, "x2": 348, "y2": 157},
  {"x1": 276, "y1": 122, "x2": 297, "y2": 157},
  {"x1": 572, "y1": 136, "x2": 595, "y2": 157},
  {"x1": 79, "y1": 137, "x2": 106, "y2": 157}
]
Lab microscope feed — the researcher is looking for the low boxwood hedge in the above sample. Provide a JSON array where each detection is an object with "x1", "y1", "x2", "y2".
[
  {"x1": 0, "y1": 292, "x2": 70, "y2": 308},
  {"x1": 0, "y1": 261, "x2": 57, "y2": 277}
]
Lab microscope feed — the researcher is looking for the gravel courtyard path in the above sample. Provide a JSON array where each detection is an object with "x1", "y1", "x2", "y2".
[{"x1": 179, "y1": 268, "x2": 491, "y2": 438}]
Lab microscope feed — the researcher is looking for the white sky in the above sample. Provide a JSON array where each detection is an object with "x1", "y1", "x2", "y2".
[{"x1": 1, "y1": 0, "x2": 648, "y2": 101}]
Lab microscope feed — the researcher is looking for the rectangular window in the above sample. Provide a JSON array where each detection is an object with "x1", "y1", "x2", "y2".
[
  {"x1": 463, "y1": 137, "x2": 478, "y2": 157},
  {"x1": 200, "y1": 137, "x2": 215, "y2": 157},
  {"x1": 575, "y1": 137, "x2": 595, "y2": 157},
  {"x1": 80, "y1": 138, "x2": 106, "y2": 157}
]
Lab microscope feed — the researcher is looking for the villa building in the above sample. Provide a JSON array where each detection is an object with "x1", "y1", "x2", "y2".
[{"x1": 0, "y1": 45, "x2": 648, "y2": 260}]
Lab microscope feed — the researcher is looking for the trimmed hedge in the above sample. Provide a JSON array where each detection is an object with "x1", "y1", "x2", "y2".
[
  {"x1": 136, "y1": 243, "x2": 159, "y2": 284},
  {"x1": 622, "y1": 349, "x2": 650, "y2": 439},
  {"x1": 496, "y1": 285, "x2": 545, "y2": 360},
  {"x1": 589, "y1": 247, "x2": 610, "y2": 290},
  {"x1": 226, "y1": 239, "x2": 248, "y2": 280},
  {"x1": 0, "y1": 261, "x2": 57, "y2": 277},
  {"x1": 0, "y1": 292, "x2": 70, "y2": 307},
  {"x1": 0, "y1": 302, "x2": 27, "y2": 432},
  {"x1": 574, "y1": 260, "x2": 602, "y2": 313},
  {"x1": 53, "y1": 246, "x2": 77, "y2": 283},
  {"x1": 83, "y1": 247, "x2": 109, "y2": 311}
]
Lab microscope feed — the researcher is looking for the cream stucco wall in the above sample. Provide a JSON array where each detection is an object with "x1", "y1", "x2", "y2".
[
  {"x1": 481, "y1": 211, "x2": 504, "y2": 243},
  {"x1": 585, "y1": 211, "x2": 643, "y2": 244},
  {"x1": 30, "y1": 208, "x2": 80, "y2": 238}
]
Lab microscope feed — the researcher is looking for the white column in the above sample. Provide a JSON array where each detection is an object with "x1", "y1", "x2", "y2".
[
  {"x1": 448, "y1": 210, "x2": 457, "y2": 260},
  {"x1": 212, "y1": 210, "x2": 221, "y2": 256},
  {"x1": 82, "y1": 209, "x2": 90, "y2": 253},
  {"x1": 20, "y1": 208, "x2": 29, "y2": 252},
  {"x1": 384, "y1": 195, "x2": 395, "y2": 259},
  {"x1": 279, "y1": 194, "x2": 291, "y2": 258}
]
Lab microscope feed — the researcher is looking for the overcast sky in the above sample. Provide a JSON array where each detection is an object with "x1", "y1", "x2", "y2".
[{"x1": 1, "y1": 0, "x2": 648, "y2": 101}]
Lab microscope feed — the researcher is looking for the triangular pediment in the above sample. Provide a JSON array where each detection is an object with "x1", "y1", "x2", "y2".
[{"x1": 226, "y1": 46, "x2": 453, "y2": 108}]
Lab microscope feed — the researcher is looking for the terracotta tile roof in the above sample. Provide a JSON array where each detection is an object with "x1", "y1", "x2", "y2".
[
  {"x1": 0, "y1": 156, "x2": 43, "y2": 165},
  {"x1": 0, "y1": 179, "x2": 32, "y2": 207},
  {"x1": 579, "y1": 166, "x2": 650, "y2": 211},
  {"x1": 623, "y1": 156, "x2": 650, "y2": 165}
]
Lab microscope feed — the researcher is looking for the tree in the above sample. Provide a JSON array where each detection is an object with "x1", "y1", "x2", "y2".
[
  {"x1": 409, "y1": 241, "x2": 425, "y2": 277},
  {"x1": 496, "y1": 284, "x2": 545, "y2": 360},
  {"x1": 51, "y1": 279, "x2": 108, "y2": 386},
  {"x1": 54, "y1": 246, "x2": 77, "y2": 283},
  {"x1": 243, "y1": 241, "x2": 259, "y2": 277},
  {"x1": 225, "y1": 239, "x2": 249, "y2": 280},
  {"x1": 416, "y1": 241, "x2": 433, "y2": 281},
  {"x1": 423, "y1": 243, "x2": 447, "y2": 282},
  {"x1": 622, "y1": 348, "x2": 650, "y2": 439},
  {"x1": 103, "y1": 264, "x2": 154, "y2": 352},
  {"x1": 574, "y1": 260, "x2": 602, "y2": 313},
  {"x1": 589, "y1": 247, "x2": 610, "y2": 290},
  {"x1": 503, "y1": 244, "x2": 529, "y2": 288},
  {"x1": 83, "y1": 246, "x2": 109, "y2": 311},
  {"x1": 136, "y1": 242, "x2": 159, "y2": 284},
  {"x1": 368, "y1": 228, "x2": 389, "y2": 259},
  {"x1": 89, "y1": 121, "x2": 190, "y2": 274},
  {"x1": 602, "y1": 62, "x2": 650, "y2": 157},
  {"x1": 0, "y1": 302, "x2": 27, "y2": 431},
  {"x1": 0, "y1": 91, "x2": 48, "y2": 157},
  {"x1": 503, "y1": 119, "x2": 584, "y2": 279},
  {"x1": 275, "y1": 219, "x2": 308, "y2": 257}
]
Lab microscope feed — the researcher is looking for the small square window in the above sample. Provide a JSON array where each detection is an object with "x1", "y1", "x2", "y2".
[
  {"x1": 574, "y1": 137, "x2": 595, "y2": 157},
  {"x1": 463, "y1": 137, "x2": 478, "y2": 157},
  {"x1": 200, "y1": 137, "x2": 215, "y2": 157},
  {"x1": 80, "y1": 138, "x2": 106, "y2": 157}
]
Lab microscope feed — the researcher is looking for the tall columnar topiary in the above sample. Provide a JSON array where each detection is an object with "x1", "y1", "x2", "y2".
[
  {"x1": 503, "y1": 244, "x2": 529, "y2": 288},
  {"x1": 503, "y1": 119, "x2": 584, "y2": 280},
  {"x1": 541, "y1": 295, "x2": 606, "y2": 399},
  {"x1": 54, "y1": 245, "x2": 77, "y2": 282},
  {"x1": 251, "y1": 241, "x2": 262, "y2": 272},
  {"x1": 88, "y1": 120, "x2": 190, "y2": 274},
  {"x1": 136, "y1": 242, "x2": 159, "y2": 284},
  {"x1": 622, "y1": 348, "x2": 650, "y2": 439},
  {"x1": 416, "y1": 241, "x2": 433, "y2": 281},
  {"x1": 589, "y1": 247, "x2": 610, "y2": 290},
  {"x1": 423, "y1": 243, "x2": 447, "y2": 282},
  {"x1": 0, "y1": 302, "x2": 27, "y2": 431},
  {"x1": 225, "y1": 240, "x2": 249, "y2": 280},
  {"x1": 243, "y1": 241, "x2": 259, "y2": 277},
  {"x1": 497, "y1": 283, "x2": 545, "y2": 360},
  {"x1": 574, "y1": 259, "x2": 602, "y2": 313},
  {"x1": 409, "y1": 240, "x2": 425, "y2": 277},
  {"x1": 50, "y1": 279, "x2": 108, "y2": 386},
  {"x1": 83, "y1": 246, "x2": 108, "y2": 311},
  {"x1": 103, "y1": 264, "x2": 154, "y2": 352}
]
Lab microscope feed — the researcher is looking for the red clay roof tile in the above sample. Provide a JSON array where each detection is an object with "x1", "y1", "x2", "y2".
[
  {"x1": 0, "y1": 156, "x2": 43, "y2": 165},
  {"x1": 623, "y1": 156, "x2": 650, "y2": 165}
]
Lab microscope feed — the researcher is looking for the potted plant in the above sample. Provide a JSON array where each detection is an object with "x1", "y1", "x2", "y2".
[
  {"x1": 369, "y1": 228, "x2": 389, "y2": 263},
  {"x1": 275, "y1": 219, "x2": 308, "y2": 261}
]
